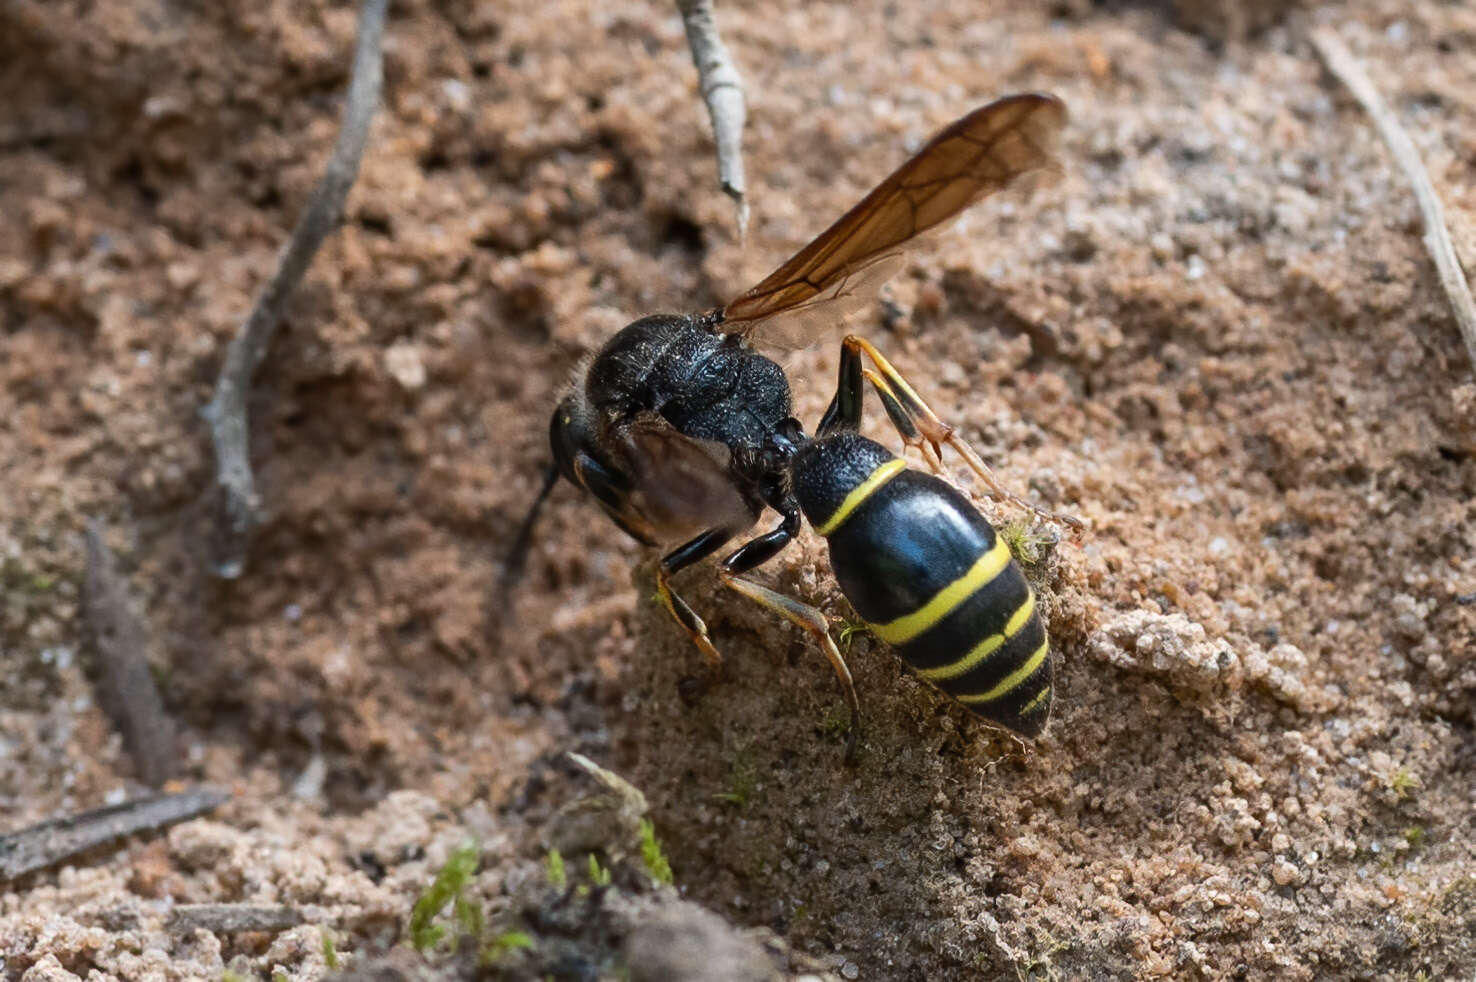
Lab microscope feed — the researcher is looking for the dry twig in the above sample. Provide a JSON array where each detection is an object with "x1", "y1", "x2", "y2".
[
  {"x1": 200, "y1": 0, "x2": 389, "y2": 578},
  {"x1": 84, "y1": 520, "x2": 175, "y2": 787},
  {"x1": 1309, "y1": 26, "x2": 1476, "y2": 378},
  {"x1": 0, "y1": 788, "x2": 228, "y2": 883},
  {"x1": 168, "y1": 904, "x2": 305, "y2": 934},
  {"x1": 676, "y1": 0, "x2": 748, "y2": 234}
]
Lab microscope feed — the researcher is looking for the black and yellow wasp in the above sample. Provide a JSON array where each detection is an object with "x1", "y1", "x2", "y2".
[{"x1": 515, "y1": 93, "x2": 1079, "y2": 756}]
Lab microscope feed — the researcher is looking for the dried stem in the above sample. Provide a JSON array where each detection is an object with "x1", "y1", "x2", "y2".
[
  {"x1": 200, "y1": 0, "x2": 389, "y2": 577},
  {"x1": 0, "y1": 788, "x2": 228, "y2": 883},
  {"x1": 84, "y1": 520, "x2": 175, "y2": 787},
  {"x1": 676, "y1": 0, "x2": 748, "y2": 235},
  {"x1": 1309, "y1": 26, "x2": 1476, "y2": 379},
  {"x1": 168, "y1": 904, "x2": 305, "y2": 934}
]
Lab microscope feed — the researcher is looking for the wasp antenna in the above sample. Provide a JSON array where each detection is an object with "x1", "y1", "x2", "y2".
[{"x1": 500, "y1": 461, "x2": 561, "y2": 600}]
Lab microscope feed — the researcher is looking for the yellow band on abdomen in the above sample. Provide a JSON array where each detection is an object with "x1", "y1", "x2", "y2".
[
  {"x1": 957, "y1": 637, "x2": 1049, "y2": 706},
  {"x1": 872, "y1": 535, "x2": 1012, "y2": 645},
  {"x1": 1017, "y1": 684, "x2": 1052, "y2": 717},
  {"x1": 814, "y1": 458, "x2": 907, "y2": 537},
  {"x1": 914, "y1": 590, "x2": 1035, "y2": 682}
]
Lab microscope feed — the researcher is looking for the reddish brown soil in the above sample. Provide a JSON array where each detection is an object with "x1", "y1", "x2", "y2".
[{"x1": 2, "y1": 1, "x2": 1474, "y2": 980}]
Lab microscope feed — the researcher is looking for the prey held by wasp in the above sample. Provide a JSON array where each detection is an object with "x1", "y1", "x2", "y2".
[{"x1": 510, "y1": 92, "x2": 1080, "y2": 758}]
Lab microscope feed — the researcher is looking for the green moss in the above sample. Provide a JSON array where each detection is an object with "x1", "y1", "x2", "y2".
[
  {"x1": 999, "y1": 518, "x2": 1056, "y2": 569},
  {"x1": 1389, "y1": 767, "x2": 1421, "y2": 801},
  {"x1": 546, "y1": 848, "x2": 566, "y2": 889},
  {"x1": 1008, "y1": 928, "x2": 1069, "y2": 981},
  {"x1": 481, "y1": 930, "x2": 534, "y2": 966},
  {"x1": 0, "y1": 557, "x2": 57, "y2": 594},
  {"x1": 587, "y1": 853, "x2": 611, "y2": 887},
  {"x1": 320, "y1": 927, "x2": 339, "y2": 969},
  {"x1": 409, "y1": 841, "x2": 480, "y2": 951},
  {"x1": 1433, "y1": 874, "x2": 1476, "y2": 918},
  {"x1": 1403, "y1": 825, "x2": 1427, "y2": 849},
  {"x1": 1, "y1": 555, "x2": 68, "y2": 635},
  {"x1": 819, "y1": 702, "x2": 851, "y2": 738},
  {"x1": 639, "y1": 818, "x2": 673, "y2": 885},
  {"x1": 836, "y1": 619, "x2": 871, "y2": 653},
  {"x1": 712, "y1": 751, "x2": 757, "y2": 808},
  {"x1": 454, "y1": 892, "x2": 485, "y2": 942}
]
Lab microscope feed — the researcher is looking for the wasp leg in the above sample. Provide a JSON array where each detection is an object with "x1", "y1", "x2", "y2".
[
  {"x1": 570, "y1": 452, "x2": 629, "y2": 520},
  {"x1": 656, "y1": 527, "x2": 738, "y2": 678},
  {"x1": 717, "y1": 506, "x2": 863, "y2": 762},
  {"x1": 569, "y1": 451, "x2": 662, "y2": 546},
  {"x1": 721, "y1": 573, "x2": 862, "y2": 762},
  {"x1": 816, "y1": 328, "x2": 867, "y2": 437},
  {"x1": 837, "y1": 334, "x2": 1083, "y2": 532}
]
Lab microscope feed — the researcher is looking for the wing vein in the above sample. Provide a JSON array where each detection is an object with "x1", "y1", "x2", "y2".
[{"x1": 719, "y1": 92, "x2": 1067, "y2": 349}]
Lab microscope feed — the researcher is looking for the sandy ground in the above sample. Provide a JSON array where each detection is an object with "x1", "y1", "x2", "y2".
[{"x1": 2, "y1": 0, "x2": 1474, "y2": 979}]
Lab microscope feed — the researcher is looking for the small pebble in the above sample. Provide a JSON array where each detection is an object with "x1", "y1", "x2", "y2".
[
  {"x1": 1271, "y1": 860, "x2": 1300, "y2": 887},
  {"x1": 385, "y1": 342, "x2": 427, "y2": 391}
]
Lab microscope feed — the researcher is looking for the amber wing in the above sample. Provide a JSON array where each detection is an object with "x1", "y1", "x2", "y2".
[{"x1": 720, "y1": 92, "x2": 1066, "y2": 338}]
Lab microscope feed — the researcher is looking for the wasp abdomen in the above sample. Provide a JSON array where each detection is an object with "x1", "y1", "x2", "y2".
[{"x1": 791, "y1": 435, "x2": 1052, "y2": 737}]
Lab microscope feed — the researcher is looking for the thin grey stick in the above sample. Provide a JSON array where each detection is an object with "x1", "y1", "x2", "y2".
[
  {"x1": 0, "y1": 788, "x2": 229, "y2": 882},
  {"x1": 676, "y1": 0, "x2": 748, "y2": 235},
  {"x1": 200, "y1": 0, "x2": 389, "y2": 578},
  {"x1": 1309, "y1": 26, "x2": 1476, "y2": 378},
  {"x1": 168, "y1": 904, "x2": 305, "y2": 934},
  {"x1": 84, "y1": 520, "x2": 175, "y2": 787}
]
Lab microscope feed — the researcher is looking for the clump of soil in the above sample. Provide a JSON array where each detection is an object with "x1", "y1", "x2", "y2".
[{"x1": 2, "y1": 1, "x2": 1474, "y2": 980}]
